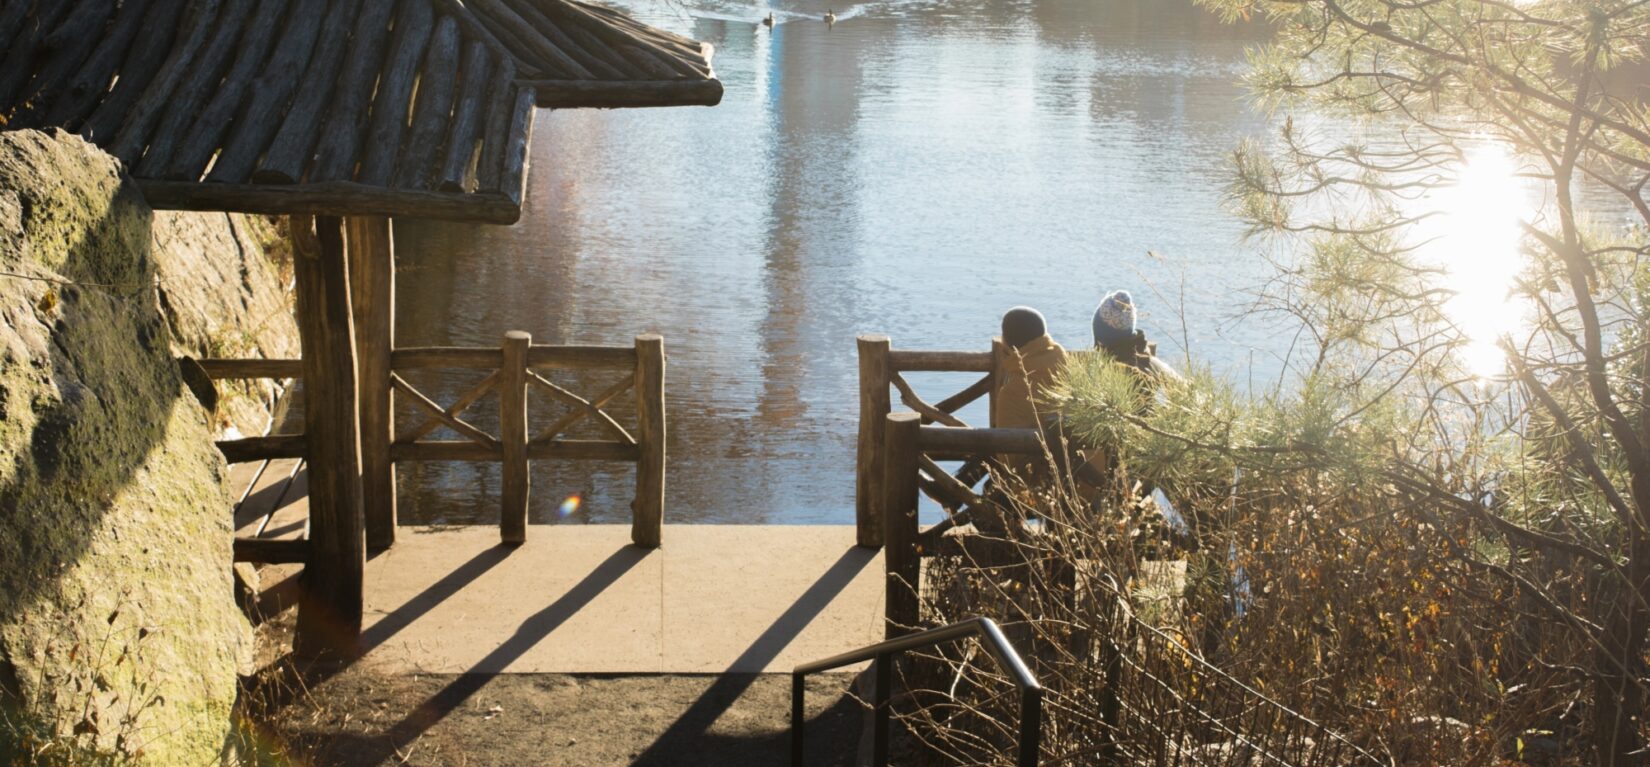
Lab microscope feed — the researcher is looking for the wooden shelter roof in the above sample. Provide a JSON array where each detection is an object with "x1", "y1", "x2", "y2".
[{"x1": 0, "y1": 0, "x2": 722, "y2": 224}]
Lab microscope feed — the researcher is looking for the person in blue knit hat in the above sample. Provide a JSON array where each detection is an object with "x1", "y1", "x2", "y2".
[
  {"x1": 1092, "y1": 289, "x2": 1137, "y2": 358},
  {"x1": 1091, "y1": 289, "x2": 1179, "y2": 379},
  {"x1": 1078, "y1": 289, "x2": 1185, "y2": 543}
]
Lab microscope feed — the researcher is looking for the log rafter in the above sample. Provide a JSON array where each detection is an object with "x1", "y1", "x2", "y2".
[{"x1": 0, "y1": 0, "x2": 721, "y2": 223}]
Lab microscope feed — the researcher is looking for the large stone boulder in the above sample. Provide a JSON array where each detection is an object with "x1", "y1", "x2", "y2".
[
  {"x1": 151, "y1": 210, "x2": 297, "y2": 437},
  {"x1": 0, "y1": 129, "x2": 251, "y2": 764}
]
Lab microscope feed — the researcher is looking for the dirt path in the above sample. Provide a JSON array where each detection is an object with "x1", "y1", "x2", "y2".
[{"x1": 247, "y1": 664, "x2": 867, "y2": 766}]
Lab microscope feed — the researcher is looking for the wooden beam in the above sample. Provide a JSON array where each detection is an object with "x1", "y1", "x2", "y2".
[
  {"x1": 43, "y1": 0, "x2": 170, "y2": 129},
  {"x1": 500, "y1": 331, "x2": 530, "y2": 544},
  {"x1": 475, "y1": 56, "x2": 516, "y2": 194},
  {"x1": 0, "y1": 0, "x2": 74, "y2": 109},
  {"x1": 103, "y1": 0, "x2": 222, "y2": 163},
  {"x1": 631, "y1": 333, "x2": 665, "y2": 548},
  {"x1": 438, "y1": 41, "x2": 492, "y2": 193},
  {"x1": 8, "y1": 0, "x2": 116, "y2": 128},
  {"x1": 134, "y1": 179, "x2": 521, "y2": 224},
  {"x1": 356, "y1": 0, "x2": 435, "y2": 187},
  {"x1": 348, "y1": 216, "x2": 397, "y2": 552},
  {"x1": 217, "y1": 434, "x2": 308, "y2": 463},
  {"x1": 234, "y1": 538, "x2": 310, "y2": 564},
  {"x1": 133, "y1": 0, "x2": 263, "y2": 173},
  {"x1": 391, "y1": 373, "x2": 500, "y2": 448},
  {"x1": 888, "y1": 349, "x2": 993, "y2": 373},
  {"x1": 467, "y1": 0, "x2": 595, "y2": 79},
  {"x1": 160, "y1": 0, "x2": 292, "y2": 179},
  {"x1": 526, "y1": 371, "x2": 634, "y2": 445},
  {"x1": 397, "y1": 371, "x2": 498, "y2": 443},
  {"x1": 494, "y1": 0, "x2": 626, "y2": 80},
  {"x1": 530, "y1": 375, "x2": 632, "y2": 444},
  {"x1": 74, "y1": 0, "x2": 186, "y2": 138},
  {"x1": 389, "y1": 439, "x2": 638, "y2": 462},
  {"x1": 391, "y1": 346, "x2": 503, "y2": 369},
  {"x1": 247, "y1": 0, "x2": 366, "y2": 184},
  {"x1": 199, "y1": 0, "x2": 327, "y2": 182},
  {"x1": 0, "y1": 0, "x2": 35, "y2": 55},
  {"x1": 195, "y1": 357, "x2": 303, "y2": 379},
  {"x1": 304, "y1": 0, "x2": 399, "y2": 182},
  {"x1": 394, "y1": 17, "x2": 462, "y2": 190},
  {"x1": 856, "y1": 334, "x2": 891, "y2": 548},
  {"x1": 989, "y1": 337, "x2": 1008, "y2": 428},
  {"x1": 523, "y1": 344, "x2": 635, "y2": 370},
  {"x1": 916, "y1": 425, "x2": 1044, "y2": 457},
  {"x1": 883, "y1": 412, "x2": 922, "y2": 639},
  {"x1": 526, "y1": 2, "x2": 642, "y2": 79},
  {"x1": 498, "y1": 86, "x2": 535, "y2": 207},
  {"x1": 532, "y1": 0, "x2": 700, "y2": 79},
  {"x1": 388, "y1": 344, "x2": 635, "y2": 371},
  {"x1": 290, "y1": 215, "x2": 365, "y2": 661},
  {"x1": 521, "y1": 78, "x2": 724, "y2": 109}
]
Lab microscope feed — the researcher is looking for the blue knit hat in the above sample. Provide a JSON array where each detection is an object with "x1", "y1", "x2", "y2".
[{"x1": 1092, "y1": 290, "x2": 1135, "y2": 349}]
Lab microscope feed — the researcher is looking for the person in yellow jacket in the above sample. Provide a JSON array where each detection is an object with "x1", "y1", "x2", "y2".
[
  {"x1": 991, "y1": 306, "x2": 1068, "y2": 431},
  {"x1": 983, "y1": 307, "x2": 1068, "y2": 513}
]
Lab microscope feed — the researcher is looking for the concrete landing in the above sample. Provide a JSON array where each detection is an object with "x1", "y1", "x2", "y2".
[{"x1": 357, "y1": 525, "x2": 885, "y2": 675}]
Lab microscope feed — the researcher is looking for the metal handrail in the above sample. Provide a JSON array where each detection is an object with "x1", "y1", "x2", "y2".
[{"x1": 791, "y1": 617, "x2": 1042, "y2": 767}]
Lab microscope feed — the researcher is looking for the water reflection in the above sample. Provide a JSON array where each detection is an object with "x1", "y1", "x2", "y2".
[
  {"x1": 392, "y1": 0, "x2": 1280, "y2": 526},
  {"x1": 1426, "y1": 144, "x2": 1536, "y2": 376}
]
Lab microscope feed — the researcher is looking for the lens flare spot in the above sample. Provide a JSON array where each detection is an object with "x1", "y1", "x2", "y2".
[{"x1": 559, "y1": 494, "x2": 582, "y2": 518}]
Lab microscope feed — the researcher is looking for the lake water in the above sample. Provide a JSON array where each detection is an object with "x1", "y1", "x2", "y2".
[{"x1": 390, "y1": 0, "x2": 1304, "y2": 526}]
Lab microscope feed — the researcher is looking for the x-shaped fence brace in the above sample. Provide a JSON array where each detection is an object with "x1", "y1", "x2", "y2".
[
  {"x1": 390, "y1": 369, "x2": 636, "y2": 448},
  {"x1": 886, "y1": 370, "x2": 1016, "y2": 546}
]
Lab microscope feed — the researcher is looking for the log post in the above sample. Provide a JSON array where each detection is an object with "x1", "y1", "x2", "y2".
[
  {"x1": 500, "y1": 330, "x2": 531, "y2": 544},
  {"x1": 989, "y1": 336, "x2": 1008, "y2": 429},
  {"x1": 290, "y1": 215, "x2": 365, "y2": 660},
  {"x1": 347, "y1": 216, "x2": 396, "y2": 551},
  {"x1": 855, "y1": 334, "x2": 891, "y2": 548},
  {"x1": 883, "y1": 412, "x2": 922, "y2": 639},
  {"x1": 632, "y1": 333, "x2": 665, "y2": 548}
]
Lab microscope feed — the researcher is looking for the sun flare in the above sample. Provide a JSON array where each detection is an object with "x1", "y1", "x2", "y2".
[{"x1": 1428, "y1": 143, "x2": 1535, "y2": 377}]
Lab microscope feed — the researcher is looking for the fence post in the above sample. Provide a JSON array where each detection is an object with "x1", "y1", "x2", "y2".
[
  {"x1": 347, "y1": 216, "x2": 396, "y2": 552},
  {"x1": 989, "y1": 336, "x2": 1008, "y2": 429},
  {"x1": 632, "y1": 333, "x2": 665, "y2": 548},
  {"x1": 856, "y1": 334, "x2": 891, "y2": 548},
  {"x1": 501, "y1": 331, "x2": 530, "y2": 544},
  {"x1": 290, "y1": 215, "x2": 364, "y2": 660},
  {"x1": 883, "y1": 411, "x2": 922, "y2": 639}
]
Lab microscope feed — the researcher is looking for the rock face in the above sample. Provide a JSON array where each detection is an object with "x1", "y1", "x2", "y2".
[
  {"x1": 0, "y1": 129, "x2": 266, "y2": 764},
  {"x1": 152, "y1": 210, "x2": 297, "y2": 437}
]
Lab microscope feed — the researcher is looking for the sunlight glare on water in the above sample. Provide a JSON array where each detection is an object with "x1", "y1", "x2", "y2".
[{"x1": 1427, "y1": 143, "x2": 1536, "y2": 377}]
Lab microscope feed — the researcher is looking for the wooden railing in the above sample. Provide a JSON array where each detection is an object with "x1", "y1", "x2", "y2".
[
  {"x1": 879, "y1": 412, "x2": 1044, "y2": 637},
  {"x1": 855, "y1": 333, "x2": 1010, "y2": 547},
  {"x1": 386, "y1": 332, "x2": 666, "y2": 546},
  {"x1": 193, "y1": 357, "x2": 311, "y2": 566},
  {"x1": 196, "y1": 332, "x2": 667, "y2": 551}
]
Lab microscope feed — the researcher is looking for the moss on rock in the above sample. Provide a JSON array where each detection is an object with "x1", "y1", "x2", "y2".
[{"x1": 0, "y1": 129, "x2": 251, "y2": 765}]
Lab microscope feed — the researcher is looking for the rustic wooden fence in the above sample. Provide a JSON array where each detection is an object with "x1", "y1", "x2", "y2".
[
  {"x1": 854, "y1": 333, "x2": 1013, "y2": 547},
  {"x1": 385, "y1": 331, "x2": 666, "y2": 545},
  {"x1": 199, "y1": 331, "x2": 666, "y2": 555}
]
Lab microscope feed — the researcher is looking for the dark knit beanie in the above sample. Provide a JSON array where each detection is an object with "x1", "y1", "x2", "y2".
[{"x1": 1002, "y1": 306, "x2": 1047, "y2": 349}]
